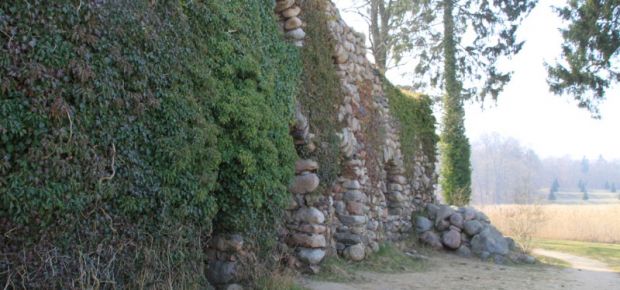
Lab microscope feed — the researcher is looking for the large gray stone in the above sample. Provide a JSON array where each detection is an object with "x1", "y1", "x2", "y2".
[
  {"x1": 419, "y1": 231, "x2": 443, "y2": 249},
  {"x1": 426, "y1": 203, "x2": 439, "y2": 219},
  {"x1": 297, "y1": 248, "x2": 326, "y2": 265},
  {"x1": 294, "y1": 207, "x2": 325, "y2": 224},
  {"x1": 436, "y1": 205, "x2": 455, "y2": 223},
  {"x1": 344, "y1": 243, "x2": 365, "y2": 261},
  {"x1": 449, "y1": 213, "x2": 464, "y2": 229},
  {"x1": 289, "y1": 173, "x2": 319, "y2": 194},
  {"x1": 470, "y1": 226, "x2": 509, "y2": 256},
  {"x1": 441, "y1": 229, "x2": 461, "y2": 249},
  {"x1": 463, "y1": 220, "x2": 483, "y2": 236},
  {"x1": 415, "y1": 216, "x2": 433, "y2": 233},
  {"x1": 462, "y1": 207, "x2": 477, "y2": 221},
  {"x1": 343, "y1": 179, "x2": 361, "y2": 190}
]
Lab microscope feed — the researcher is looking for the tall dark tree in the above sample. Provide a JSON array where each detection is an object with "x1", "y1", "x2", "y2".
[
  {"x1": 612, "y1": 183, "x2": 617, "y2": 193},
  {"x1": 547, "y1": 0, "x2": 620, "y2": 117},
  {"x1": 407, "y1": 0, "x2": 537, "y2": 205}
]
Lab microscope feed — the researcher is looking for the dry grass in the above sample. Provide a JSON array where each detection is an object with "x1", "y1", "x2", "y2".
[{"x1": 477, "y1": 204, "x2": 620, "y2": 244}]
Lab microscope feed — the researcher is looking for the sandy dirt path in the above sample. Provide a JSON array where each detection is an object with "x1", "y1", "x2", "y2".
[
  {"x1": 303, "y1": 251, "x2": 620, "y2": 290},
  {"x1": 532, "y1": 248, "x2": 620, "y2": 289}
]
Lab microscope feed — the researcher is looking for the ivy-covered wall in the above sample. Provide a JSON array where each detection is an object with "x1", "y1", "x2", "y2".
[{"x1": 0, "y1": 1, "x2": 299, "y2": 288}]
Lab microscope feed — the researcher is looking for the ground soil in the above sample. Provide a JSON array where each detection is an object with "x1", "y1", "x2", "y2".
[{"x1": 302, "y1": 250, "x2": 620, "y2": 290}]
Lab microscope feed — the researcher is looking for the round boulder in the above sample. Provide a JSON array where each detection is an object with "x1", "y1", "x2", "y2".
[
  {"x1": 344, "y1": 243, "x2": 365, "y2": 261},
  {"x1": 289, "y1": 173, "x2": 319, "y2": 194},
  {"x1": 420, "y1": 231, "x2": 443, "y2": 249},
  {"x1": 449, "y1": 213, "x2": 464, "y2": 229},
  {"x1": 415, "y1": 216, "x2": 433, "y2": 233},
  {"x1": 463, "y1": 220, "x2": 483, "y2": 236},
  {"x1": 441, "y1": 229, "x2": 462, "y2": 249}
]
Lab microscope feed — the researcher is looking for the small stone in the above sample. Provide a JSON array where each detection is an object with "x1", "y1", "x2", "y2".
[
  {"x1": 206, "y1": 261, "x2": 236, "y2": 284},
  {"x1": 344, "y1": 243, "x2": 365, "y2": 261},
  {"x1": 388, "y1": 183, "x2": 403, "y2": 191},
  {"x1": 339, "y1": 215, "x2": 367, "y2": 226},
  {"x1": 298, "y1": 224, "x2": 327, "y2": 234},
  {"x1": 419, "y1": 231, "x2": 443, "y2": 249},
  {"x1": 284, "y1": 16, "x2": 302, "y2": 30},
  {"x1": 286, "y1": 28, "x2": 306, "y2": 40},
  {"x1": 282, "y1": 6, "x2": 301, "y2": 18},
  {"x1": 449, "y1": 213, "x2": 464, "y2": 228},
  {"x1": 449, "y1": 225, "x2": 461, "y2": 232},
  {"x1": 343, "y1": 179, "x2": 361, "y2": 190},
  {"x1": 334, "y1": 233, "x2": 362, "y2": 245},
  {"x1": 442, "y1": 230, "x2": 461, "y2": 249},
  {"x1": 415, "y1": 216, "x2": 433, "y2": 233},
  {"x1": 295, "y1": 159, "x2": 318, "y2": 174},
  {"x1": 387, "y1": 192, "x2": 406, "y2": 202},
  {"x1": 346, "y1": 201, "x2": 365, "y2": 215},
  {"x1": 289, "y1": 173, "x2": 319, "y2": 194},
  {"x1": 389, "y1": 175, "x2": 407, "y2": 185},
  {"x1": 275, "y1": 0, "x2": 295, "y2": 12},
  {"x1": 463, "y1": 220, "x2": 483, "y2": 236},
  {"x1": 344, "y1": 190, "x2": 366, "y2": 202},
  {"x1": 435, "y1": 219, "x2": 450, "y2": 231},
  {"x1": 212, "y1": 234, "x2": 243, "y2": 252},
  {"x1": 289, "y1": 233, "x2": 326, "y2": 248},
  {"x1": 297, "y1": 248, "x2": 326, "y2": 265},
  {"x1": 294, "y1": 207, "x2": 325, "y2": 224}
]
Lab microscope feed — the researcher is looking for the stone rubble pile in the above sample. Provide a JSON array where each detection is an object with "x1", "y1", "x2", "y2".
[
  {"x1": 206, "y1": 234, "x2": 247, "y2": 290},
  {"x1": 416, "y1": 204, "x2": 536, "y2": 264}
]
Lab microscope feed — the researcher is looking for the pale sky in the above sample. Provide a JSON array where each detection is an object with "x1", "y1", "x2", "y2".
[{"x1": 334, "y1": 0, "x2": 620, "y2": 160}]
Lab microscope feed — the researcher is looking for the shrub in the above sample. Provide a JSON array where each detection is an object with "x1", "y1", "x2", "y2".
[
  {"x1": 384, "y1": 82, "x2": 438, "y2": 182},
  {"x1": 0, "y1": 0, "x2": 299, "y2": 287}
]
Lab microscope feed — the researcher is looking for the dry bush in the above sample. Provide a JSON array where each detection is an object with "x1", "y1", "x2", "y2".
[
  {"x1": 477, "y1": 204, "x2": 546, "y2": 252},
  {"x1": 479, "y1": 204, "x2": 620, "y2": 244}
]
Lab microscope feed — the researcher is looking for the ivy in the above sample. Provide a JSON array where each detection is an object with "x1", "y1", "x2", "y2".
[{"x1": 0, "y1": 0, "x2": 299, "y2": 287}]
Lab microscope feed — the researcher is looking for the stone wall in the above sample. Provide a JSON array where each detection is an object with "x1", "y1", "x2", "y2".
[
  {"x1": 206, "y1": 1, "x2": 439, "y2": 286},
  {"x1": 276, "y1": 0, "x2": 437, "y2": 268}
]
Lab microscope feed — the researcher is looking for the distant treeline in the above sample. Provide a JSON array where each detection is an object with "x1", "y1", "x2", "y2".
[{"x1": 471, "y1": 133, "x2": 620, "y2": 204}]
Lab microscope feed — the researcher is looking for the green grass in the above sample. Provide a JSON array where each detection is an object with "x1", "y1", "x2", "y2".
[
  {"x1": 313, "y1": 244, "x2": 428, "y2": 282},
  {"x1": 533, "y1": 254, "x2": 571, "y2": 268},
  {"x1": 533, "y1": 239, "x2": 620, "y2": 272}
]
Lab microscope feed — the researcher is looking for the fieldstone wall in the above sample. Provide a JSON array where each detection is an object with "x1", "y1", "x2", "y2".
[{"x1": 277, "y1": 0, "x2": 437, "y2": 268}]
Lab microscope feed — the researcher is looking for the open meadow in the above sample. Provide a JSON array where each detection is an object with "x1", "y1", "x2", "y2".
[{"x1": 477, "y1": 202, "x2": 620, "y2": 244}]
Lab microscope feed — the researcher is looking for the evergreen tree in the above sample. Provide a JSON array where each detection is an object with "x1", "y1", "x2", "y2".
[
  {"x1": 548, "y1": 178, "x2": 559, "y2": 201},
  {"x1": 582, "y1": 189, "x2": 589, "y2": 200},
  {"x1": 612, "y1": 183, "x2": 617, "y2": 193},
  {"x1": 407, "y1": 0, "x2": 536, "y2": 205},
  {"x1": 547, "y1": 0, "x2": 620, "y2": 117},
  {"x1": 605, "y1": 181, "x2": 610, "y2": 190}
]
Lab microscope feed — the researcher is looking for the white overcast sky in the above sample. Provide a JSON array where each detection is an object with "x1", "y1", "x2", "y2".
[{"x1": 334, "y1": 0, "x2": 620, "y2": 160}]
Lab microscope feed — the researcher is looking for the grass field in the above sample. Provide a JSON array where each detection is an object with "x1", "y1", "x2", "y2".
[
  {"x1": 478, "y1": 204, "x2": 620, "y2": 244},
  {"x1": 532, "y1": 239, "x2": 620, "y2": 272}
]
